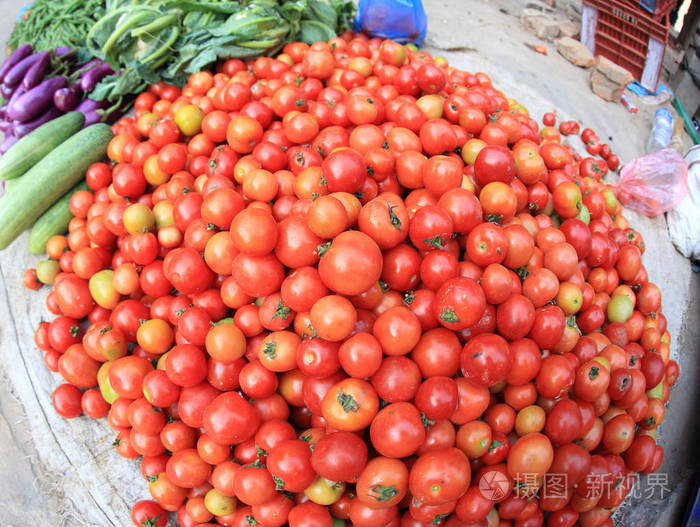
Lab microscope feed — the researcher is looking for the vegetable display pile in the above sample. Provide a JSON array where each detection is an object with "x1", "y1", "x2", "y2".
[{"x1": 14, "y1": 33, "x2": 678, "y2": 527}]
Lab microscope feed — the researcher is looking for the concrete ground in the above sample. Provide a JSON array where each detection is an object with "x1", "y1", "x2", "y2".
[{"x1": 0, "y1": 0, "x2": 698, "y2": 525}]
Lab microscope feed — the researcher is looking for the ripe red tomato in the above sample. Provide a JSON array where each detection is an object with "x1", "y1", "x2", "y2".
[
  {"x1": 409, "y1": 447, "x2": 470, "y2": 505},
  {"x1": 318, "y1": 231, "x2": 382, "y2": 295},
  {"x1": 321, "y1": 378, "x2": 379, "y2": 432},
  {"x1": 434, "y1": 277, "x2": 486, "y2": 331},
  {"x1": 131, "y1": 500, "x2": 168, "y2": 527},
  {"x1": 370, "y1": 402, "x2": 426, "y2": 457},
  {"x1": 109, "y1": 356, "x2": 154, "y2": 399},
  {"x1": 461, "y1": 333, "x2": 511, "y2": 387},
  {"x1": 310, "y1": 431, "x2": 368, "y2": 482},
  {"x1": 267, "y1": 439, "x2": 316, "y2": 492},
  {"x1": 466, "y1": 222, "x2": 507, "y2": 266},
  {"x1": 321, "y1": 148, "x2": 366, "y2": 193},
  {"x1": 473, "y1": 145, "x2": 516, "y2": 186},
  {"x1": 202, "y1": 392, "x2": 260, "y2": 445},
  {"x1": 53, "y1": 274, "x2": 95, "y2": 319},
  {"x1": 356, "y1": 456, "x2": 408, "y2": 509},
  {"x1": 163, "y1": 247, "x2": 214, "y2": 295}
]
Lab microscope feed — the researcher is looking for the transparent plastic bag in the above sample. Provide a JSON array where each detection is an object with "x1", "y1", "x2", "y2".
[
  {"x1": 615, "y1": 148, "x2": 689, "y2": 217},
  {"x1": 354, "y1": 0, "x2": 427, "y2": 45}
]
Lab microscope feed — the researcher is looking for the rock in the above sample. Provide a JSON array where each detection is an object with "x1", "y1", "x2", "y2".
[
  {"x1": 558, "y1": 19, "x2": 580, "y2": 38},
  {"x1": 557, "y1": 36, "x2": 595, "y2": 67},
  {"x1": 521, "y1": 9, "x2": 561, "y2": 40},
  {"x1": 566, "y1": 3, "x2": 582, "y2": 21},
  {"x1": 590, "y1": 56, "x2": 635, "y2": 102},
  {"x1": 535, "y1": 18, "x2": 561, "y2": 40},
  {"x1": 525, "y1": 0, "x2": 555, "y2": 13},
  {"x1": 521, "y1": 9, "x2": 546, "y2": 33}
]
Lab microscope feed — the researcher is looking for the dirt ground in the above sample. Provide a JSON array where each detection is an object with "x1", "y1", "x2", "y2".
[{"x1": 0, "y1": 0, "x2": 698, "y2": 525}]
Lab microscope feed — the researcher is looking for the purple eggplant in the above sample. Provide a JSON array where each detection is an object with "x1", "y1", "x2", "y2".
[
  {"x1": 21, "y1": 51, "x2": 50, "y2": 91},
  {"x1": 8, "y1": 76, "x2": 66, "y2": 122},
  {"x1": 0, "y1": 83, "x2": 14, "y2": 100},
  {"x1": 75, "y1": 97, "x2": 107, "y2": 114},
  {"x1": 82, "y1": 110, "x2": 104, "y2": 127},
  {"x1": 3, "y1": 52, "x2": 44, "y2": 88},
  {"x1": 0, "y1": 120, "x2": 10, "y2": 133},
  {"x1": 53, "y1": 85, "x2": 82, "y2": 112},
  {"x1": 56, "y1": 48, "x2": 76, "y2": 64},
  {"x1": 0, "y1": 135, "x2": 18, "y2": 154},
  {"x1": 12, "y1": 107, "x2": 62, "y2": 138},
  {"x1": 6, "y1": 85, "x2": 25, "y2": 111},
  {"x1": 71, "y1": 58, "x2": 102, "y2": 77},
  {"x1": 80, "y1": 63, "x2": 113, "y2": 92},
  {"x1": 77, "y1": 98, "x2": 108, "y2": 127},
  {"x1": 0, "y1": 44, "x2": 32, "y2": 83},
  {"x1": 55, "y1": 47, "x2": 72, "y2": 57}
]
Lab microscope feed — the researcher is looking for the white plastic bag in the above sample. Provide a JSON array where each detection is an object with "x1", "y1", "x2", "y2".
[{"x1": 667, "y1": 145, "x2": 700, "y2": 260}]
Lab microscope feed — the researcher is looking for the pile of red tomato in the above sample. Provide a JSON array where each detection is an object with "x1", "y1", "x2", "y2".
[{"x1": 24, "y1": 30, "x2": 679, "y2": 527}]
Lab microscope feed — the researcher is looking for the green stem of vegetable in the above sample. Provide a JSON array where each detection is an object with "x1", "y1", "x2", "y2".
[
  {"x1": 102, "y1": 10, "x2": 156, "y2": 57},
  {"x1": 227, "y1": 15, "x2": 279, "y2": 37},
  {"x1": 131, "y1": 11, "x2": 180, "y2": 38},
  {"x1": 141, "y1": 27, "x2": 180, "y2": 65},
  {"x1": 86, "y1": 6, "x2": 132, "y2": 52},
  {"x1": 150, "y1": 49, "x2": 175, "y2": 71},
  {"x1": 98, "y1": 96, "x2": 124, "y2": 121},
  {"x1": 237, "y1": 38, "x2": 283, "y2": 49}
]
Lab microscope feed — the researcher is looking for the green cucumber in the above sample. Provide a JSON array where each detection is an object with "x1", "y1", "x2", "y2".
[
  {"x1": 28, "y1": 181, "x2": 91, "y2": 254},
  {"x1": 4, "y1": 178, "x2": 19, "y2": 193},
  {"x1": 0, "y1": 123, "x2": 113, "y2": 251},
  {"x1": 0, "y1": 112, "x2": 85, "y2": 180}
]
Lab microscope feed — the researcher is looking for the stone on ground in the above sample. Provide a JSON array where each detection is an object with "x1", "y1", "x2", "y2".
[
  {"x1": 521, "y1": 9, "x2": 561, "y2": 40},
  {"x1": 557, "y1": 36, "x2": 595, "y2": 67},
  {"x1": 590, "y1": 56, "x2": 634, "y2": 101}
]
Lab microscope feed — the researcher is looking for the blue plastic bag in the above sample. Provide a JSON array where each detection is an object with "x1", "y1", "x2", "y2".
[{"x1": 354, "y1": 0, "x2": 427, "y2": 45}]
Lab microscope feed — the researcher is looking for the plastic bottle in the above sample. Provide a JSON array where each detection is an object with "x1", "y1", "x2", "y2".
[
  {"x1": 646, "y1": 108, "x2": 674, "y2": 153},
  {"x1": 670, "y1": 117, "x2": 684, "y2": 153}
]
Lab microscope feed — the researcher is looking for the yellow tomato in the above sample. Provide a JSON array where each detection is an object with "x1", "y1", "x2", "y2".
[
  {"x1": 304, "y1": 477, "x2": 346, "y2": 505},
  {"x1": 204, "y1": 488, "x2": 236, "y2": 516},
  {"x1": 123, "y1": 202, "x2": 155, "y2": 234},
  {"x1": 461, "y1": 138, "x2": 487, "y2": 165},
  {"x1": 36, "y1": 259, "x2": 60, "y2": 284},
  {"x1": 153, "y1": 200, "x2": 175, "y2": 228},
  {"x1": 89, "y1": 269, "x2": 120, "y2": 309},
  {"x1": 97, "y1": 362, "x2": 119, "y2": 404},
  {"x1": 144, "y1": 154, "x2": 170, "y2": 186},
  {"x1": 174, "y1": 104, "x2": 205, "y2": 136}
]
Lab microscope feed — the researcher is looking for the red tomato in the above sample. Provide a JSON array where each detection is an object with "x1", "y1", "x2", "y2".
[
  {"x1": 460, "y1": 333, "x2": 512, "y2": 387},
  {"x1": 409, "y1": 447, "x2": 470, "y2": 505},
  {"x1": 318, "y1": 231, "x2": 382, "y2": 295},
  {"x1": 202, "y1": 392, "x2": 260, "y2": 445},
  {"x1": 434, "y1": 277, "x2": 486, "y2": 331}
]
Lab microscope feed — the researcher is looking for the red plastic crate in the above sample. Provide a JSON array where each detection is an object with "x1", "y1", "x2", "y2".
[
  {"x1": 638, "y1": 0, "x2": 674, "y2": 23},
  {"x1": 582, "y1": 0, "x2": 669, "y2": 92}
]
